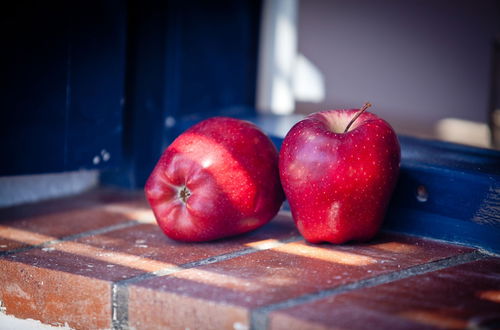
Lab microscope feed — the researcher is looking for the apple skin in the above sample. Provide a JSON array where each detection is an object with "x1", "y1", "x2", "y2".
[
  {"x1": 279, "y1": 109, "x2": 400, "y2": 244},
  {"x1": 145, "y1": 117, "x2": 284, "y2": 242}
]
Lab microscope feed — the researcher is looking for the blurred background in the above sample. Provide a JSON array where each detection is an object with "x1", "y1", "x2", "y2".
[
  {"x1": 258, "y1": 0, "x2": 500, "y2": 147},
  {"x1": 1, "y1": 0, "x2": 499, "y2": 206}
]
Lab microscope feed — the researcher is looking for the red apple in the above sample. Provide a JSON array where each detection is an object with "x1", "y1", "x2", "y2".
[
  {"x1": 279, "y1": 103, "x2": 400, "y2": 244},
  {"x1": 145, "y1": 117, "x2": 284, "y2": 242}
]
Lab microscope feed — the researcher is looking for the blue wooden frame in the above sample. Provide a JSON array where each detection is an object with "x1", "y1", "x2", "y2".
[
  {"x1": 0, "y1": 1, "x2": 126, "y2": 175},
  {"x1": 384, "y1": 136, "x2": 500, "y2": 253},
  {"x1": 101, "y1": 0, "x2": 261, "y2": 187}
]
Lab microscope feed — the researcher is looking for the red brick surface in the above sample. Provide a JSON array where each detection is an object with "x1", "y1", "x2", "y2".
[
  {"x1": 0, "y1": 191, "x2": 298, "y2": 329},
  {"x1": 127, "y1": 233, "x2": 473, "y2": 329},
  {"x1": 0, "y1": 259, "x2": 112, "y2": 329},
  {"x1": 269, "y1": 258, "x2": 500, "y2": 330},
  {"x1": 0, "y1": 188, "x2": 151, "y2": 252},
  {"x1": 0, "y1": 189, "x2": 497, "y2": 330},
  {"x1": 0, "y1": 189, "x2": 149, "y2": 328}
]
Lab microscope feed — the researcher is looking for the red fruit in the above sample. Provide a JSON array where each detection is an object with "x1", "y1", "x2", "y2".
[
  {"x1": 279, "y1": 104, "x2": 400, "y2": 244},
  {"x1": 145, "y1": 117, "x2": 284, "y2": 242}
]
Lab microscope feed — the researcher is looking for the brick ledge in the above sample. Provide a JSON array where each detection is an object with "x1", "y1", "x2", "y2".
[{"x1": 1, "y1": 188, "x2": 499, "y2": 329}]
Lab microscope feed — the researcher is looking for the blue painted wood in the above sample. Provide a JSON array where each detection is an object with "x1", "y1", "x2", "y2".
[
  {"x1": 165, "y1": 1, "x2": 260, "y2": 117},
  {"x1": 1, "y1": 2, "x2": 68, "y2": 174},
  {"x1": 101, "y1": 0, "x2": 262, "y2": 188},
  {"x1": 65, "y1": 2, "x2": 126, "y2": 170},
  {"x1": 384, "y1": 136, "x2": 500, "y2": 253},
  {"x1": 0, "y1": 1, "x2": 126, "y2": 175},
  {"x1": 100, "y1": 0, "x2": 173, "y2": 188}
]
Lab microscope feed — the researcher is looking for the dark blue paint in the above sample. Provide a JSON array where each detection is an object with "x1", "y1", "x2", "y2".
[
  {"x1": 0, "y1": 1, "x2": 126, "y2": 175},
  {"x1": 1, "y1": 2, "x2": 69, "y2": 174},
  {"x1": 384, "y1": 136, "x2": 500, "y2": 253},
  {"x1": 66, "y1": 2, "x2": 126, "y2": 170},
  {"x1": 385, "y1": 208, "x2": 500, "y2": 253},
  {"x1": 399, "y1": 135, "x2": 500, "y2": 174},
  {"x1": 169, "y1": 1, "x2": 260, "y2": 117},
  {"x1": 102, "y1": 0, "x2": 262, "y2": 187}
]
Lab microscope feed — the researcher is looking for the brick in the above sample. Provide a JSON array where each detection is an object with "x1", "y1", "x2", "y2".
[
  {"x1": 128, "y1": 233, "x2": 473, "y2": 330},
  {"x1": 0, "y1": 188, "x2": 152, "y2": 253},
  {"x1": 269, "y1": 258, "x2": 500, "y2": 330},
  {"x1": 128, "y1": 291, "x2": 249, "y2": 330},
  {"x1": 0, "y1": 212, "x2": 298, "y2": 328},
  {"x1": 0, "y1": 259, "x2": 111, "y2": 329},
  {"x1": 0, "y1": 187, "x2": 145, "y2": 221}
]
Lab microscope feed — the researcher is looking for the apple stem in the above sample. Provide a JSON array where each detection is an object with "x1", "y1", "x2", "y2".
[{"x1": 344, "y1": 102, "x2": 372, "y2": 133}]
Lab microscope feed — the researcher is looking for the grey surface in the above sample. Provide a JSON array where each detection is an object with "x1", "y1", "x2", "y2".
[{"x1": 0, "y1": 170, "x2": 98, "y2": 208}]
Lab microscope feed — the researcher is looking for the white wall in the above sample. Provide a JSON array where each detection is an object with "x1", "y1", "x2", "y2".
[{"x1": 295, "y1": 0, "x2": 500, "y2": 141}]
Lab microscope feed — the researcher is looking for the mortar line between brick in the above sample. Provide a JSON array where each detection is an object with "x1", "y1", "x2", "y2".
[
  {"x1": 112, "y1": 282, "x2": 129, "y2": 330},
  {"x1": 117, "y1": 234, "x2": 303, "y2": 286},
  {"x1": 0, "y1": 220, "x2": 141, "y2": 256},
  {"x1": 250, "y1": 250, "x2": 488, "y2": 330},
  {"x1": 110, "y1": 234, "x2": 303, "y2": 330}
]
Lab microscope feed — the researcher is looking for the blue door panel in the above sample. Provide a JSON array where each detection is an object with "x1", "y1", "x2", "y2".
[{"x1": 0, "y1": 1, "x2": 126, "y2": 175}]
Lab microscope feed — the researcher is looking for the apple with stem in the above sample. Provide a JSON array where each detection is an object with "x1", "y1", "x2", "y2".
[
  {"x1": 279, "y1": 103, "x2": 400, "y2": 244},
  {"x1": 145, "y1": 117, "x2": 284, "y2": 242}
]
